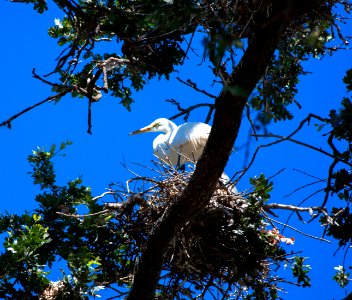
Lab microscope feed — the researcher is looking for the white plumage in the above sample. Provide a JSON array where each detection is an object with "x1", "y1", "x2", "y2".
[{"x1": 129, "y1": 118, "x2": 211, "y2": 167}]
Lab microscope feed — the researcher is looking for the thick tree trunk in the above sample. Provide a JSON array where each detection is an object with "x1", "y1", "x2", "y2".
[{"x1": 127, "y1": 1, "x2": 318, "y2": 299}]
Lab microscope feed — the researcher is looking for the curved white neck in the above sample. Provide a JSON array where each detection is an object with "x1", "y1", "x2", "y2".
[{"x1": 161, "y1": 120, "x2": 177, "y2": 135}]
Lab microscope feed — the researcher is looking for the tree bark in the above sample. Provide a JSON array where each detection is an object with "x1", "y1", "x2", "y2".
[
  {"x1": 127, "y1": 1, "x2": 319, "y2": 299},
  {"x1": 343, "y1": 292, "x2": 352, "y2": 300}
]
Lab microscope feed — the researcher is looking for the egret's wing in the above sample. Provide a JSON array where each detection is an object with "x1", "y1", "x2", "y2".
[
  {"x1": 153, "y1": 134, "x2": 178, "y2": 166},
  {"x1": 170, "y1": 122, "x2": 211, "y2": 163}
]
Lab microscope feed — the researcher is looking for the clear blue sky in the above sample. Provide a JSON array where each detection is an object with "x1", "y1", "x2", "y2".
[{"x1": 0, "y1": 2, "x2": 350, "y2": 299}]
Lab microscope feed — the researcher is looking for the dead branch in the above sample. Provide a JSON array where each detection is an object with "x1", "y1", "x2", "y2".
[
  {"x1": 283, "y1": 179, "x2": 326, "y2": 198},
  {"x1": 235, "y1": 112, "x2": 350, "y2": 186},
  {"x1": 264, "y1": 215, "x2": 331, "y2": 244},
  {"x1": 246, "y1": 103, "x2": 258, "y2": 141},
  {"x1": 104, "y1": 194, "x2": 148, "y2": 216},
  {"x1": 97, "y1": 57, "x2": 130, "y2": 92},
  {"x1": 0, "y1": 90, "x2": 72, "y2": 129},
  {"x1": 92, "y1": 191, "x2": 117, "y2": 201},
  {"x1": 253, "y1": 133, "x2": 352, "y2": 167},
  {"x1": 57, "y1": 209, "x2": 110, "y2": 218},
  {"x1": 265, "y1": 203, "x2": 327, "y2": 216},
  {"x1": 176, "y1": 77, "x2": 217, "y2": 99},
  {"x1": 168, "y1": 99, "x2": 214, "y2": 122},
  {"x1": 87, "y1": 97, "x2": 93, "y2": 134}
]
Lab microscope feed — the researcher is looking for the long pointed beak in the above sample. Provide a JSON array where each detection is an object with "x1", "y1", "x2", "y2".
[{"x1": 129, "y1": 125, "x2": 152, "y2": 135}]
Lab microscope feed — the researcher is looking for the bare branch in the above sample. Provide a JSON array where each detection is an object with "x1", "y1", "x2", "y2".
[
  {"x1": 182, "y1": 31, "x2": 197, "y2": 62},
  {"x1": 92, "y1": 191, "x2": 117, "y2": 201},
  {"x1": 87, "y1": 97, "x2": 93, "y2": 134},
  {"x1": 254, "y1": 133, "x2": 352, "y2": 167},
  {"x1": 57, "y1": 209, "x2": 110, "y2": 218},
  {"x1": 167, "y1": 99, "x2": 214, "y2": 122},
  {"x1": 0, "y1": 90, "x2": 72, "y2": 129},
  {"x1": 104, "y1": 194, "x2": 148, "y2": 211},
  {"x1": 205, "y1": 105, "x2": 215, "y2": 123},
  {"x1": 32, "y1": 69, "x2": 60, "y2": 87},
  {"x1": 264, "y1": 215, "x2": 331, "y2": 244},
  {"x1": 246, "y1": 103, "x2": 258, "y2": 141},
  {"x1": 265, "y1": 203, "x2": 327, "y2": 215},
  {"x1": 234, "y1": 114, "x2": 326, "y2": 184},
  {"x1": 176, "y1": 77, "x2": 217, "y2": 99},
  {"x1": 282, "y1": 188, "x2": 325, "y2": 233},
  {"x1": 321, "y1": 158, "x2": 339, "y2": 207},
  {"x1": 283, "y1": 179, "x2": 326, "y2": 198}
]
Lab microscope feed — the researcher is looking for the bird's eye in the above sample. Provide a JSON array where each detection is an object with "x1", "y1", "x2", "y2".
[{"x1": 154, "y1": 122, "x2": 160, "y2": 128}]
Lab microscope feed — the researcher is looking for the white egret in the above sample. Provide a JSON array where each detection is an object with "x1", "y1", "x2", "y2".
[
  {"x1": 130, "y1": 117, "x2": 238, "y2": 194},
  {"x1": 129, "y1": 118, "x2": 211, "y2": 167}
]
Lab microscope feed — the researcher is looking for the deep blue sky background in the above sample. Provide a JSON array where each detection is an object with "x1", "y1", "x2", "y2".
[{"x1": 0, "y1": 2, "x2": 351, "y2": 299}]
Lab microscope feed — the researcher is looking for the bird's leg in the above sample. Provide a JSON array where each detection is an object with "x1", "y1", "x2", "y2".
[
  {"x1": 176, "y1": 154, "x2": 181, "y2": 170},
  {"x1": 175, "y1": 154, "x2": 186, "y2": 171},
  {"x1": 178, "y1": 164, "x2": 186, "y2": 172}
]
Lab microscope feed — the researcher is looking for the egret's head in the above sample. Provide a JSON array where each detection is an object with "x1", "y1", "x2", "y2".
[{"x1": 129, "y1": 118, "x2": 176, "y2": 135}]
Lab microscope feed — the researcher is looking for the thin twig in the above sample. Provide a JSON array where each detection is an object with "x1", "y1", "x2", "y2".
[
  {"x1": 0, "y1": 90, "x2": 72, "y2": 129},
  {"x1": 283, "y1": 179, "x2": 326, "y2": 198},
  {"x1": 321, "y1": 159, "x2": 338, "y2": 207},
  {"x1": 32, "y1": 68, "x2": 61, "y2": 87},
  {"x1": 246, "y1": 103, "x2": 258, "y2": 141},
  {"x1": 282, "y1": 188, "x2": 325, "y2": 233},
  {"x1": 87, "y1": 97, "x2": 93, "y2": 134},
  {"x1": 176, "y1": 77, "x2": 217, "y2": 99},
  {"x1": 205, "y1": 105, "x2": 215, "y2": 123},
  {"x1": 264, "y1": 215, "x2": 331, "y2": 244},
  {"x1": 57, "y1": 209, "x2": 110, "y2": 218},
  {"x1": 92, "y1": 191, "x2": 117, "y2": 201},
  {"x1": 254, "y1": 133, "x2": 352, "y2": 167},
  {"x1": 182, "y1": 31, "x2": 196, "y2": 62},
  {"x1": 168, "y1": 99, "x2": 214, "y2": 122},
  {"x1": 265, "y1": 203, "x2": 327, "y2": 215}
]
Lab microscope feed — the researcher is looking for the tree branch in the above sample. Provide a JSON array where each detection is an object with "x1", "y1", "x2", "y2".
[
  {"x1": 0, "y1": 90, "x2": 72, "y2": 129},
  {"x1": 168, "y1": 99, "x2": 214, "y2": 122},
  {"x1": 254, "y1": 133, "x2": 352, "y2": 167},
  {"x1": 264, "y1": 203, "x2": 327, "y2": 216},
  {"x1": 176, "y1": 77, "x2": 217, "y2": 99},
  {"x1": 264, "y1": 215, "x2": 331, "y2": 244}
]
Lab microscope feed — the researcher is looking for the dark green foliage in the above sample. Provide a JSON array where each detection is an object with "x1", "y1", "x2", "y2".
[
  {"x1": 333, "y1": 265, "x2": 350, "y2": 288},
  {"x1": 291, "y1": 257, "x2": 311, "y2": 288},
  {"x1": 250, "y1": 21, "x2": 332, "y2": 125},
  {"x1": 325, "y1": 207, "x2": 352, "y2": 247},
  {"x1": 330, "y1": 97, "x2": 352, "y2": 143},
  {"x1": 26, "y1": 0, "x2": 340, "y2": 122},
  {"x1": 249, "y1": 174, "x2": 274, "y2": 202},
  {"x1": 343, "y1": 68, "x2": 352, "y2": 92},
  {"x1": 0, "y1": 144, "x2": 136, "y2": 299},
  {"x1": 321, "y1": 85, "x2": 352, "y2": 254},
  {"x1": 20, "y1": 0, "x2": 48, "y2": 13},
  {"x1": 44, "y1": 0, "x2": 195, "y2": 107}
]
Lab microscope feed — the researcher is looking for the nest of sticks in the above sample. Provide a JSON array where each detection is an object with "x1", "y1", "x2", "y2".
[{"x1": 105, "y1": 165, "x2": 285, "y2": 287}]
